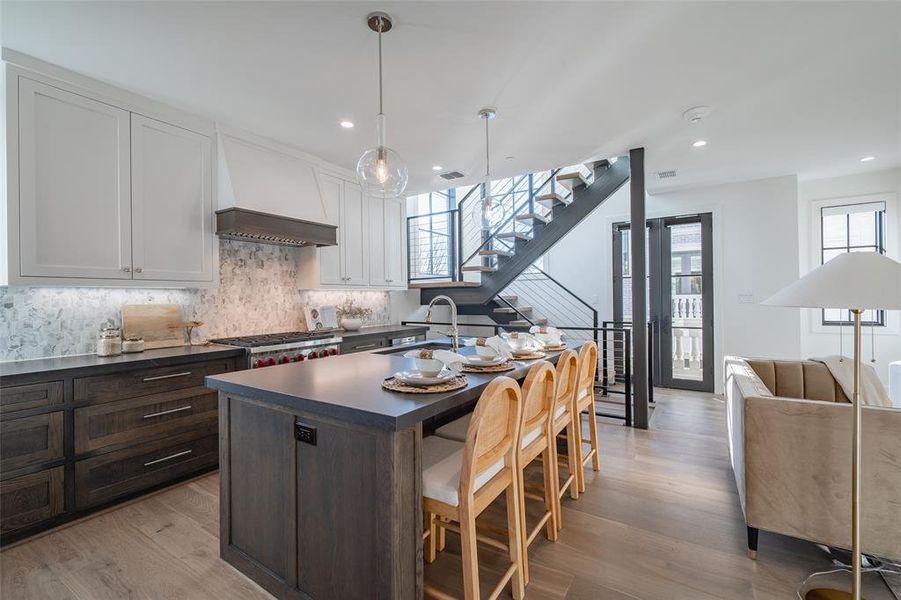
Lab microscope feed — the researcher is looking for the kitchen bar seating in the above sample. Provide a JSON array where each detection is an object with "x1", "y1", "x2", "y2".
[
  {"x1": 551, "y1": 348, "x2": 581, "y2": 519},
  {"x1": 574, "y1": 341, "x2": 601, "y2": 492},
  {"x1": 422, "y1": 377, "x2": 526, "y2": 600},
  {"x1": 513, "y1": 361, "x2": 560, "y2": 584}
]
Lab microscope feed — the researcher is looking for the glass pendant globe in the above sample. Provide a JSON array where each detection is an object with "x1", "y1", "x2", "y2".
[
  {"x1": 356, "y1": 145, "x2": 408, "y2": 198},
  {"x1": 481, "y1": 194, "x2": 504, "y2": 230}
]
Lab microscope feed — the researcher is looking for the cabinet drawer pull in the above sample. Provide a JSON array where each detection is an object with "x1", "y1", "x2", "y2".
[
  {"x1": 142, "y1": 371, "x2": 192, "y2": 382},
  {"x1": 142, "y1": 405, "x2": 193, "y2": 419},
  {"x1": 134, "y1": 267, "x2": 144, "y2": 273},
  {"x1": 144, "y1": 449, "x2": 193, "y2": 467},
  {"x1": 122, "y1": 266, "x2": 131, "y2": 272},
  {"x1": 354, "y1": 343, "x2": 377, "y2": 349}
]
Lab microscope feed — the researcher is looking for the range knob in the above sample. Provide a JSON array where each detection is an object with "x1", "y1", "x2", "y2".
[
  {"x1": 279, "y1": 355, "x2": 290, "y2": 364},
  {"x1": 329, "y1": 348, "x2": 338, "y2": 356},
  {"x1": 318, "y1": 349, "x2": 328, "y2": 358},
  {"x1": 294, "y1": 354, "x2": 305, "y2": 362},
  {"x1": 267, "y1": 357, "x2": 276, "y2": 367},
  {"x1": 254, "y1": 359, "x2": 265, "y2": 369},
  {"x1": 308, "y1": 351, "x2": 318, "y2": 359}
]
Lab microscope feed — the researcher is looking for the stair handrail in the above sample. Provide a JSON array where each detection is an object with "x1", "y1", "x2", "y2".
[
  {"x1": 494, "y1": 295, "x2": 535, "y2": 327},
  {"x1": 457, "y1": 168, "x2": 566, "y2": 273}
]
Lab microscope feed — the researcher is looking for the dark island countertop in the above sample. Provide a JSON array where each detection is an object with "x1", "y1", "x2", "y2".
[
  {"x1": 338, "y1": 324, "x2": 428, "y2": 341},
  {"x1": 0, "y1": 344, "x2": 245, "y2": 380},
  {"x1": 205, "y1": 338, "x2": 562, "y2": 431}
]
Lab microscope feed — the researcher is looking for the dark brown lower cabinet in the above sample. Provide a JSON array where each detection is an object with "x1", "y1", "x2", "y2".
[
  {"x1": 219, "y1": 394, "x2": 420, "y2": 600},
  {"x1": 0, "y1": 467, "x2": 65, "y2": 535},
  {"x1": 75, "y1": 429, "x2": 218, "y2": 510},
  {"x1": 0, "y1": 412, "x2": 64, "y2": 472},
  {"x1": 0, "y1": 352, "x2": 238, "y2": 545}
]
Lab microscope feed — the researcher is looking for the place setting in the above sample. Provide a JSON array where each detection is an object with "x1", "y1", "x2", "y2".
[
  {"x1": 530, "y1": 325, "x2": 567, "y2": 352},
  {"x1": 460, "y1": 336, "x2": 516, "y2": 373},
  {"x1": 383, "y1": 348, "x2": 469, "y2": 393}
]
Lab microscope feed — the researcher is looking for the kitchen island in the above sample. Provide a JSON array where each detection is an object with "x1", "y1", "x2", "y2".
[{"x1": 205, "y1": 339, "x2": 561, "y2": 600}]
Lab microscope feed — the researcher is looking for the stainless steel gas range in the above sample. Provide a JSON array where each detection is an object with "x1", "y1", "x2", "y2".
[{"x1": 210, "y1": 331, "x2": 343, "y2": 369}]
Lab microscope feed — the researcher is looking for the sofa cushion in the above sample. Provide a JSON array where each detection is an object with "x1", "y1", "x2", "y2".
[{"x1": 745, "y1": 358, "x2": 849, "y2": 403}]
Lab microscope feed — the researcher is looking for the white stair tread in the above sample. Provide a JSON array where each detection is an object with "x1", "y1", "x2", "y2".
[
  {"x1": 493, "y1": 305, "x2": 532, "y2": 314},
  {"x1": 555, "y1": 171, "x2": 590, "y2": 189},
  {"x1": 515, "y1": 212, "x2": 550, "y2": 224},
  {"x1": 510, "y1": 318, "x2": 547, "y2": 326},
  {"x1": 478, "y1": 249, "x2": 513, "y2": 257},
  {"x1": 499, "y1": 295, "x2": 517, "y2": 302},
  {"x1": 461, "y1": 265, "x2": 496, "y2": 273},
  {"x1": 496, "y1": 231, "x2": 532, "y2": 240},
  {"x1": 536, "y1": 192, "x2": 572, "y2": 207}
]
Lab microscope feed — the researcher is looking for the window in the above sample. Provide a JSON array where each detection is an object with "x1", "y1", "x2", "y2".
[{"x1": 820, "y1": 201, "x2": 886, "y2": 326}]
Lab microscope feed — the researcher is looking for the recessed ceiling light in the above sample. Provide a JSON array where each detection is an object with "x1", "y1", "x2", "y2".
[
  {"x1": 431, "y1": 165, "x2": 443, "y2": 171},
  {"x1": 860, "y1": 156, "x2": 876, "y2": 162},
  {"x1": 339, "y1": 120, "x2": 354, "y2": 129},
  {"x1": 692, "y1": 140, "x2": 708, "y2": 148}
]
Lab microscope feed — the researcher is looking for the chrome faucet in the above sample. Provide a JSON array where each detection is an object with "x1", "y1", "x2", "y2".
[{"x1": 425, "y1": 295, "x2": 459, "y2": 351}]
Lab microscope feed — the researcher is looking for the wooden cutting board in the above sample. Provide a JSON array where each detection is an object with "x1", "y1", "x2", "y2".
[{"x1": 121, "y1": 304, "x2": 185, "y2": 349}]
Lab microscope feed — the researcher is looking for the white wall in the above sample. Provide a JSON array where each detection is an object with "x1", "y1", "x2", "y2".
[
  {"x1": 797, "y1": 167, "x2": 901, "y2": 385},
  {"x1": 546, "y1": 174, "x2": 803, "y2": 392}
]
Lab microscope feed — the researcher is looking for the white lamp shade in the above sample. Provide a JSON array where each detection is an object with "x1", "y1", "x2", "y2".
[{"x1": 763, "y1": 252, "x2": 901, "y2": 310}]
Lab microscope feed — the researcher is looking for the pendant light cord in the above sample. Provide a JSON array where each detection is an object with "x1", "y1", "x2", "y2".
[
  {"x1": 485, "y1": 115, "x2": 490, "y2": 179},
  {"x1": 377, "y1": 19, "x2": 384, "y2": 116}
]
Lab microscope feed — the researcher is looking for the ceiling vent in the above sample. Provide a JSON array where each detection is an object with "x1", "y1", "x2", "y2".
[
  {"x1": 656, "y1": 170, "x2": 678, "y2": 180},
  {"x1": 439, "y1": 171, "x2": 465, "y2": 180}
]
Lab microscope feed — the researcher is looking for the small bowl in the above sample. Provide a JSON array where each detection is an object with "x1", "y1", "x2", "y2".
[{"x1": 414, "y1": 358, "x2": 444, "y2": 377}]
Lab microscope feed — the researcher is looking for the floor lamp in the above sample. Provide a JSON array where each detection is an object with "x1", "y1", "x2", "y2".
[{"x1": 763, "y1": 252, "x2": 901, "y2": 600}]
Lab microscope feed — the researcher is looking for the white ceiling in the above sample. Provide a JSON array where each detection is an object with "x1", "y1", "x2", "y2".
[{"x1": 3, "y1": 1, "x2": 899, "y2": 195}]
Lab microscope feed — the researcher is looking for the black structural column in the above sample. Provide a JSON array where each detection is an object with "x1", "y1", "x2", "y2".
[{"x1": 629, "y1": 147, "x2": 649, "y2": 429}]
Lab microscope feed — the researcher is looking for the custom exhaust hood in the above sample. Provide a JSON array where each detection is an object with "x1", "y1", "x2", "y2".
[{"x1": 215, "y1": 132, "x2": 337, "y2": 247}]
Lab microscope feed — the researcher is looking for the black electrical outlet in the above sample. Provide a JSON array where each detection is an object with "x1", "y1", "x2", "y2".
[{"x1": 295, "y1": 422, "x2": 317, "y2": 446}]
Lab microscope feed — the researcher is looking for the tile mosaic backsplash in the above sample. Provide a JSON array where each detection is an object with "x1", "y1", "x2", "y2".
[{"x1": 0, "y1": 239, "x2": 393, "y2": 361}]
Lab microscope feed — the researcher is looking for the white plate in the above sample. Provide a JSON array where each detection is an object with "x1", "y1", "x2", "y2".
[
  {"x1": 465, "y1": 355, "x2": 507, "y2": 366},
  {"x1": 393, "y1": 370, "x2": 457, "y2": 386}
]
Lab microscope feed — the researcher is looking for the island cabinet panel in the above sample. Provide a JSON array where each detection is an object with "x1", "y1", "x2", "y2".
[
  {"x1": 74, "y1": 359, "x2": 234, "y2": 404},
  {"x1": 0, "y1": 411, "x2": 64, "y2": 472},
  {"x1": 219, "y1": 394, "x2": 421, "y2": 600},
  {"x1": 0, "y1": 467, "x2": 65, "y2": 535},
  {"x1": 75, "y1": 427, "x2": 218, "y2": 510},
  {"x1": 74, "y1": 387, "x2": 218, "y2": 454},
  {"x1": 0, "y1": 380, "x2": 63, "y2": 415}
]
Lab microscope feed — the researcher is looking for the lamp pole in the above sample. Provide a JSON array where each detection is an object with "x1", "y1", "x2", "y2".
[{"x1": 851, "y1": 308, "x2": 862, "y2": 600}]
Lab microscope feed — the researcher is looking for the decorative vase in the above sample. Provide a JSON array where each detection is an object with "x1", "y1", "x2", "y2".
[{"x1": 341, "y1": 317, "x2": 363, "y2": 331}]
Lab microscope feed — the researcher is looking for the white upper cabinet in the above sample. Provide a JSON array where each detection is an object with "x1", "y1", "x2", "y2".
[
  {"x1": 383, "y1": 196, "x2": 406, "y2": 288},
  {"x1": 341, "y1": 181, "x2": 368, "y2": 286},
  {"x1": 131, "y1": 114, "x2": 213, "y2": 282},
  {"x1": 316, "y1": 173, "x2": 344, "y2": 285},
  {"x1": 369, "y1": 195, "x2": 407, "y2": 289},
  {"x1": 5, "y1": 62, "x2": 217, "y2": 288},
  {"x1": 17, "y1": 77, "x2": 133, "y2": 279}
]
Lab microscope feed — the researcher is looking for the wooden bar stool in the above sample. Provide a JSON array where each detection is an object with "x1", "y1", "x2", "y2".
[
  {"x1": 550, "y1": 348, "x2": 580, "y2": 522},
  {"x1": 515, "y1": 361, "x2": 559, "y2": 585},
  {"x1": 573, "y1": 341, "x2": 600, "y2": 493},
  {"x1": 422, "y1": 377, "x2": 526, "y2": 600}
]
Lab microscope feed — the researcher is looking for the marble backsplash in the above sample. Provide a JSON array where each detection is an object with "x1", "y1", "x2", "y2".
[{"x1": 0, "y1": 239, "x2": 395, "y2": 362}]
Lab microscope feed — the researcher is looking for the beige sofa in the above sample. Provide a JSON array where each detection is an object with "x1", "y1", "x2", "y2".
[{"x1": 724, "y1": 356, "x2": 901, "y2": 560}]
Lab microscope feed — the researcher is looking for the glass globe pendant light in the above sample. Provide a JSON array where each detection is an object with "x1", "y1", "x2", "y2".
[
  {"x1": 356, "y1": 12, "x2": 408, "y2": 198},
  {"x1": 479, "y1": 107, "x2": 502, "y2": 230}
]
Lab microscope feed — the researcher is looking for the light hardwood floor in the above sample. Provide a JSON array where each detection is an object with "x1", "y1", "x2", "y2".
[{"x1": 1, "y1": 389, "x2": 893, "y2": 599}]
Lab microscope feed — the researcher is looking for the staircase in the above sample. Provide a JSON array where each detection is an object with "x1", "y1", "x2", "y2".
[{"x1": 412, "y1": 157, "x2": 630, "y2": 334}]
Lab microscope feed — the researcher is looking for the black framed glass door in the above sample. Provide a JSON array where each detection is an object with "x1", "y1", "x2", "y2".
[{"x1": 613, "y1": 214, "x2": 714, "y2": 392}]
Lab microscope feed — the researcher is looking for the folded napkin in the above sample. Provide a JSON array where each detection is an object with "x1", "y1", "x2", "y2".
[
  {"x1": 403, "y1": 348, "x2": 468, "y2": 374},
  {"x1": 464, "y1": 336, "x2": 514, "y2": 359},
  {"x1": 500, "y1": 331, "x2": 543, "y2": 353},
  {"x1": 529, "y1": 325, "x2": 565, "y2": 346}
]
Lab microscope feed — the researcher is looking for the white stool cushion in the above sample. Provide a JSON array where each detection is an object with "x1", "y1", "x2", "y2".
[
  {"x1": 422, "y1": 436, "x2": 504, "y2": 507},
  {"x1": 438, "y1": 414, "x2": 542, "y2": 449},
  {"x1": 435, "y1": 414, "x2": 471, "y2": 443}
]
